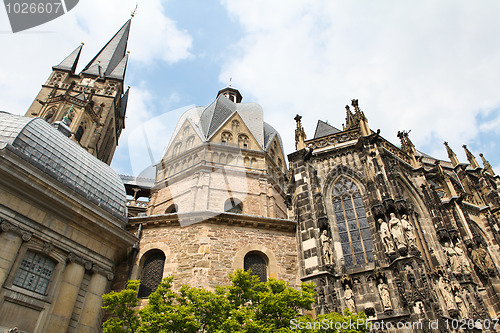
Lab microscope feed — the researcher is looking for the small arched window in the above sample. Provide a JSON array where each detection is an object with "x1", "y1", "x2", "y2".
[
  {"x1": 44, "y1": 108, "x2": 56, "y2": 122},
  {"x1": 186, "y1": 136, "x2": 195, "y2": 150},
  {"x1": 165, "y1": 204, "x2": 178, "y2": 214},
  {"x1": 224, "y1": 198, "x2": 243, "y2": 214},
  {"x1": 238, "y1": 135, "x2": 249, "y2": 149},
  {"x1": 221, "y1": 132, "x2": 232, "y2": 145},
  {"x1": 332, "y1": 177, "x2": 374, "y2": 268},
  {"x1": 13, "y1": 251, "x2": 56, "y2": 295},
  {"x1": 244, "y1": 252, "x2": 268, "y2": 282},
  {"x1": 182, "y1": 126, "x2": 190, "y2": 138},
  {"x1": 138, "y1": 250, "x2": 165, "y2": 298},
  {"x1": 173, "y1": 143, "x2": 182, "y2": 157},
  {"x1": 232, "y1": 120, "x2": 240, "y2": 133}
]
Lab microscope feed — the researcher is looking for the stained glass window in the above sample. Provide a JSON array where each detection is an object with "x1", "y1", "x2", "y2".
[
  {"x1": 138, "y1": 251, "x2": 165, "y2": 298},
  {"x1": 332, "y1": 177, "x2": 374, "y2": 268},
  {"x1": 13, "y1": 251, "x2": 56, "y2": 295},
  {"x1": 244, "y1": 252, "x2": 267, "y2": 282}
]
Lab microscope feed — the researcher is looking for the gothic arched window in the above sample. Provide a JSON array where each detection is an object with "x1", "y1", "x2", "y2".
[
  {"x1": 173, "y1": 143, "x2": 182, "y2": 157},
  {"x1": 13, "y1": 251, "x2": 56, "y2": 295},
  {"x1": 332, "y1": 177, "x2": 374, "y2": 268},
  {"x1": 138, "y1": 250, "x2": 165, "y2": 298},
  {"x1": 224, "y1": 198, "x2": 243, "y2": 214},
  {"x1": 244, "y1": 252, "x2": 268, "y2": 282}
]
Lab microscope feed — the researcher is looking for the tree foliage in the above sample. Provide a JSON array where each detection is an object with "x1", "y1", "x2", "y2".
[{"x1": 102, "y1": 270, "x2": 367, "y2": 333}]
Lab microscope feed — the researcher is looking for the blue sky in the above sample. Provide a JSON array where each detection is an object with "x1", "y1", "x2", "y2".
[{"x1": 1, "y1": 0, "x2": 499, "y2": 177}]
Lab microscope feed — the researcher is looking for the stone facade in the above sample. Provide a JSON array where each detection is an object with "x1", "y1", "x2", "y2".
[{"x1": 288, "y1": 100, "x2": 500, "y2": 331}]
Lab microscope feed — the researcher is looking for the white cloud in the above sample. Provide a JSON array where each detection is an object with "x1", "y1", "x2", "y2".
[
  {"x1": 0, "y1": 0, "x2": 192, "y2": 115},
  {"x1": 220, "y1": 0, "x2": 500, "y2": 166}
]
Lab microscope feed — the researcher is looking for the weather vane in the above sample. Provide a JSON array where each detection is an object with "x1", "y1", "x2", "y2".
[{"x1": 131, "y1": 3, "x2": 138, "y2": 17}]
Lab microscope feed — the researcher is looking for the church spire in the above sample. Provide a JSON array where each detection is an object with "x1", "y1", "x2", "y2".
[
  {"x1": 463, "y1": 145, "x2": 480, "y2": 169},
  {"x1": 52, "y1": 44, "x2": 83, "y2": 74},
  {"x1": 294, "y1": 114, "x2": 306, "y2": 150},
  {"x1": 443, "y1": 142, "x2": 459, "y2": 167},
  {"x1": 81, "y1": 19, "x2": 131, "y2": 78}
]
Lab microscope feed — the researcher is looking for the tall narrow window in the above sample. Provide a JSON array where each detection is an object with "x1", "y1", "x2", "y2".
[
  {"x1": 244, "y1": 252, "x2": 268, "y2": 282},
  {"x1": 13, "y1": 251, "x2": 56, "y2": 295},
  {"x1": 75, "y1": 126, "x2": 84, "y2": 143},
  {"x1": 138, "y1": 250, "x2": 165, "y2": 298},
  {"x1": 332, "y1": 177, "x2": 374, "y2": 268}
]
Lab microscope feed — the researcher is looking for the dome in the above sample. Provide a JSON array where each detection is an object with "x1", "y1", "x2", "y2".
[{"x1": 0, "y1": 112, "x2": 127, "y2": 221}]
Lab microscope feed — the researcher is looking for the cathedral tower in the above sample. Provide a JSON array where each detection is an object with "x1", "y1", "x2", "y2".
[{"x1": 26, "y1": 19, "x2": 131, "y2": 165}]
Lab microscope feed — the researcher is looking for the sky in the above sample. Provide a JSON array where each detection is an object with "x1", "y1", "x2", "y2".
[{"x1": 1, "y1": 0, "x2": 499, "y2": 177}]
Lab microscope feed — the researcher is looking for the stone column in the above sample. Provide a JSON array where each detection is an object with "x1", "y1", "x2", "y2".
[
  {"x1": 76, "y1": 267, "x2": 112, "y2": 333},
  {"x1": 44, "y1": 256, "x2": 85, "y2": 332},
  {"x1": 0, "y1": 221, "x2": 31, "y2": 288}
]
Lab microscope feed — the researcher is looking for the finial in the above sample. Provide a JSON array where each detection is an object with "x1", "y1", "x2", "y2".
[
  {"x1": 351, "y1": 99, "x2": 358, "y2": 108},
  {"x1": 131, "y1": 3, "x2": 138, "y2": 17},
  {"x1": 462, "y1": 144, "x2": 480, "y2": 169},
  {"x1": 81, "y1": 42, "x2": 84, "y2": 45},
  {"x1": 479, "y1": 153, "x2": 495, "y2": 176},
  {"x1": 443, "y1": 142, "x2": 459, "y2": 167},
  {"x1": 294, "y1": 114, "x2": 306, "y2": 150},
  {"x1": 229, "y1": 77, "x2": 232, "y2": 87}
]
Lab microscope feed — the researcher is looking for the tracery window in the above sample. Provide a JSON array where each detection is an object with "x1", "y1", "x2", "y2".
[
  {"x1": 13, "y1": 251, "x2": 56, "y2": 295},
  {"x1": 244, "y1": 252, "x2": 267, "y2": 282},
  {"x1": 221, "y1": 132, "x2": 232, "y2": 145},
  {"x1": 332, "y1": 177, "x2": 374, "y2": 268},
  {"x1": 186, "y1": 136, "x2": 195, "y2": 150},
  {"x1": 232, "y1": 120, "x2": 240, "y2": 133},
  {"x1": 173, "y1": 143, "x2": 182, "y2": 157},
  {"x1": 138, "y1": 250, "x2": 165, "y2": 298}
]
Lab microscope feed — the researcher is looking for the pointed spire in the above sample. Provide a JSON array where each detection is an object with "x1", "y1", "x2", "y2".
[
  {"x1": 479, "y1": 153, "x2": 495, "y2": 176},
  {"x1": 108, "y1": 52, "x2": 129, "y2": 81},
  {"x1": 81, "y1": 19, "x2": 131, "y2": 78},
  {"x1": 294, "y1": 114, "x2": 306, "y2": 150},
  {"x1": 119, "y1": 86, "x2": 130, "y2": 118},
  {"x1": 444, "y1": 142, "x2": 459, "y2": 167},
  {"x1": 344, "y1": 105, "x2": 356, "y2": 130},
  {"x1": 463, "y1": 145, "x2": 480, "y2": 169},
  {"x1": 53, "y1": 44, "x2": 83, "y2": 73}
]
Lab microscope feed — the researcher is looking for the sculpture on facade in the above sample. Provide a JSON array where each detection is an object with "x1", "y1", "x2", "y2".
[
  {"x1": 442, "y1": 242, "x2": 460, "y2": 274},
  {"x1": 344, "y1": 284, "x2": 356, "y2": 313},
  {"x1": 454, "y1": 244, "x2": 472, "y2": 275},
  {"x1": 378, "y1": 218, "x2": 395, "y2": 254},
  {"x1": 401, "y1": 214, "x2": 417, "y2": 250},
  {"x1": 320, "y1": 230, "x2": 334, "y2": 266},
  {"x1": 377, "y1": 278, "x2": 392, "y2": 310},
  {"x1": 471, "y1": 243, "x2": 496, "y2": 277},
  {"x1": 389, "y1": 213, "x2": 406, "y2": 250},
  {"x1": 438, "y1": 276, "x2": 456, "y2": 311}
]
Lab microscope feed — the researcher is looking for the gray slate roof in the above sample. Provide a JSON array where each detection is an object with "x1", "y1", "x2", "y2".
[
  {"x1": 0, "y1": 112, "x2": 127, "y2": 221},
  {"x1": 53, "y1": 44, "x2": 82, "y2": 73},
  {"x1": 313, "y1": 120, "x2": 341, "y2": 139},
  {"x1": 170, "y1": 94, "x2": 279, "y2": 153},
  {"x1": 81, "y1": 19, "x2": 130, "y2": 80}
]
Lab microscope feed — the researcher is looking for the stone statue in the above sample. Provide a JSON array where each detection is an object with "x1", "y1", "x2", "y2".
[
  {"x1": 471, "y1": 243, "x2": 496, "y2": 276},
  {"x1": 438, "y1": 276, "x2": 456, "y2": 311},
  {"x1": 344, "y1": 284, "x2": 356, "y2": 313},
  {"x1": 455, "y1": 293, "x2": 468, "y2": 319},
  {"x1": 454, "y1": 244, "x2": 472, "y2": 275},
  {"x1": 389, "y1": 213, "x2": 406, "y2": 250},
  {"x1": 377, "y1": 279, "x2": 392, "y2": 310},
  {"x1": 401, "y1": 215, "x2": 417, "y2": 249},
  {"x1": 378, "y1": 218, "x2": 395, "y2": 254},
  {"x1": 320, "y1": 230, "x2": 334, "y2": 265},
  {"x1": 443, "y1": 242, "x2": 460, "y2": 273}
]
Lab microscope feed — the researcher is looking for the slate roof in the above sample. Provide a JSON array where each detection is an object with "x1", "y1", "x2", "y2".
[
  {"x1": 81, "y1": 19, "x2": 130, "y2": 80},
  {"x1": 313, "y1": 120, "x2": 341, "y2": 139},
  {"x1": 0, "y1": 112, "x2": 127, "y2": 221},
  {"x1": 52, "y1": 44, "x2": 82, "y2": 73},
  {"x1": 167, "y1": 92, "x2": 282, "y2": 154}
]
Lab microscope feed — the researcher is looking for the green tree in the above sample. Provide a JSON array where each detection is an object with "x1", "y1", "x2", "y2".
[{"x1": 102, "y1": 270, "x2": 367, "y2": 333}]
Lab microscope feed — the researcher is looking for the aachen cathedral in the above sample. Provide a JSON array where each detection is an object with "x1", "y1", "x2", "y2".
[{"x1": 0, "y1": 18, "x2": 499, "y2": 332}]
